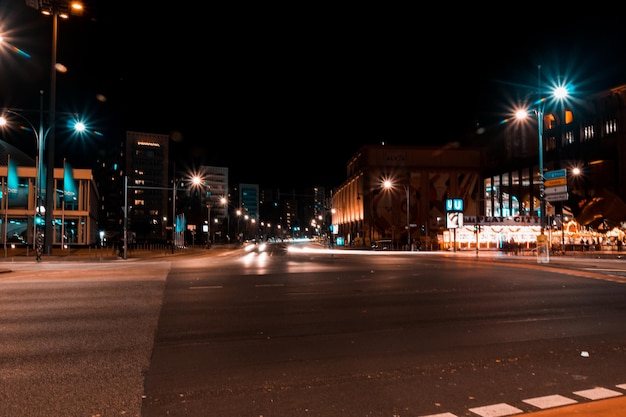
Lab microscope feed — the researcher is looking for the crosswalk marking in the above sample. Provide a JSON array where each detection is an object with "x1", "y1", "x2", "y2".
[
  {"x1": 468, "y1": 403, "x2": 523, "y2": 417},
  {"x1": 573, "y1": 387, "x2": 623, "y2": 400},
  {"x1": 418, "y1": 382, "x2": 626, "y2": 417},
  {"x1": 522, "y1": 394, "x2": 577, "y2": 409}
]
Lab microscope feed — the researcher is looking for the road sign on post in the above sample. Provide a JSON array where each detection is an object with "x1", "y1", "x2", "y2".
[
  {"x1": 544, "y1": 169, "x2": 568, "y2": 202},
  {"x1": 544, "y1": 169, "x2": 566, "y2": 180}
]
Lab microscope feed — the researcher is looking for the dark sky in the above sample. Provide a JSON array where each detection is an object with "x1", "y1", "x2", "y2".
[{"x1": 3, "y1": 3, "x2": 626, "y2": 190}]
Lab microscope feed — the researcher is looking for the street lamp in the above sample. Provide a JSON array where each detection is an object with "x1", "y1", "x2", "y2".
[
  {"x1": 220, "y1": 196, "x2": 230, "y2": 243},
  {"x1": 0, "y1": 102, "x2": 45, "y2": 254},
  {"x1": 191, "y1": 175, "x2": 212, "y2": 247},
  {"x1": 25, "y1": 0, "x2": 85, "y2": 255},
  {"x1": 0, "y1": 103, "x2": 86, "y2": 258},
  {"x1": 507, "y1": 70, "x2": 571, "y2": 263},
  {"x1": 383, "y1": 179, "x2": 411, "y2": 250}
]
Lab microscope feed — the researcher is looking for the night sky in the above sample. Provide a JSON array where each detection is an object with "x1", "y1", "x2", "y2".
[{"x1": 2, "y1": 3, "x2": 626, "y2": 190}]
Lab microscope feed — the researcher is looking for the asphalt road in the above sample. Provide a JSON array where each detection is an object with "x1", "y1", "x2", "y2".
[{"x1": 1, "y1": 245, "x2": 625, "y2": 417}]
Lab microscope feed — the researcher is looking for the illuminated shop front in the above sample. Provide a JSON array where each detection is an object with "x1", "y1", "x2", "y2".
[
  {"x1": 0, "y1": 165, "x2": 99, "y2": 248},
  {"x1": 442, "y1": 215, "x2": 624, "y2": 252}
]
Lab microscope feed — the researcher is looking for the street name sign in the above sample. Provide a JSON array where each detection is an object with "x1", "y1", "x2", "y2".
[
  {"x1": 544, "y1": 177, "x2": 567, "y2": 187},
  {"x1": 544, "y1": 169, "x2": 566, "y2": 180},
  {"x1": 544, "y1": 169, "x2": 568, "y2": 202},
  {"x1": 544, "y1": 185, "x2": 568, "y2": 195},
  {"x1": 545, "y1": 192, "x2": 569, "y2": 202}
]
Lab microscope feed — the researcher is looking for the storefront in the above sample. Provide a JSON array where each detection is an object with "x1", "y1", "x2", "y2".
[{"x1": 440, "y1": 215, "x2": 625, "y2": 253}]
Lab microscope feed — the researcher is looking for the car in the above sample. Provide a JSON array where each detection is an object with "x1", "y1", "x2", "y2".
[
  {"x1": 372, "y1": 239, "x2": 393, "y2": 250},
  {"x1": 7, "y1": 235, "x2": 26, "y2": 244}
]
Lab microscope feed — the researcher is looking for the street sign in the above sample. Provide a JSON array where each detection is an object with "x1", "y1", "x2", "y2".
[
  {"x1": 446, "y1": 212, "x2": 462, "y2": 228},
  {"x1": 545, "y1": 192, "x2": 569, "y2": 202},
  {"x1": 544, "y1": 185, "x2": 568, "y2": 195},
  {"x1": 544, "y1": 169, "x2": 566, "y2": 180},
  {"x1": 445, "y1": 198, "x2": 463, "y2": 212},
  {"x1": 544, "y1": 177, "x2": 567, "y2": 187}
]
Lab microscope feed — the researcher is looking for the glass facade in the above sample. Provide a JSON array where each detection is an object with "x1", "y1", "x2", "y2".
[{"x1": 0, "y1": 166, "x2": 99, "y2": 248}]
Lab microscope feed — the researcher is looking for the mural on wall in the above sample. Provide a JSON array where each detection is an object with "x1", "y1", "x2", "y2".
[
  {"x1": 369, "y1": 170, "x2": 481, "y2": 241},
  {"x1": 428, "y1": 171, "x2": 480, "y2": 234},
  {"x1": 370, "y1": 173, "x2": 420, "y2": 242}
]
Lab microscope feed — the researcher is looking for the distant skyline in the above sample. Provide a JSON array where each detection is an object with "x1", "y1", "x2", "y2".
[{"x1": 2, "y1": 3, "x2": 626, "y2": 189}]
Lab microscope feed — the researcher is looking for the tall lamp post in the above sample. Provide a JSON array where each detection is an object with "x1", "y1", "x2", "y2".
[
  {"x1": 191, "y1": 175, "x2": 212, "y2": 247},
  {"x1": 512, "y1": 98, "x2": 548, "y2": 262},
  {"x1": 206, "y1": 203, "x2": 211, "y2": 247},
  {"x1": 220, "y1": 196, "x2": 229, "y2": 243},
  {"x1": 509, "y1": 70, "x2": 570, "y2": 264},
  {"x1": 0, "y1": 102, "x2": 45, "y2": 253},
  {"x1": 0, "y1": 104, "x2": 86, "y2": 259},
  {"x1": 26, "y1": 0, "x2": 85, "y2": 255},
  {"x1": 383, "y1": 180, "x2": 411, "y2": 251}
]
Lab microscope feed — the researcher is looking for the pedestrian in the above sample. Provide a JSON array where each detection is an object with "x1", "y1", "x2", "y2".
[{"x1": 117, "y1": 237, "x2": 124, "y2": 257}]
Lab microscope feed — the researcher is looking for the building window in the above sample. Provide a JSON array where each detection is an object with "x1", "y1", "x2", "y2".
[
  {"x1": 583, "y1": 124, "x2": 594, "y2": 141},
  {"x1": 605, "y1": 118, "x2": 617, "y2": 135}
]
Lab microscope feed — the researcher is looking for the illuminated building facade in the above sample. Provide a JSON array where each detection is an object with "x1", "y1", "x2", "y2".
[
  {"x1": 331, "y1": 145, "x2": 484, "y2": 249},
  {"x1": 0, "y1": 144, "x2": 99, "y2": 248}
]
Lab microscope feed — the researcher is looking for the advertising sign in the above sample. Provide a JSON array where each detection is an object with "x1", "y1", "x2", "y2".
[{"x1": 446, "y1": 212, "x2": 463, "y2": 229}]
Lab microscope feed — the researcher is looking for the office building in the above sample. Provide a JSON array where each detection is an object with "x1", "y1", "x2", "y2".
[{"x1": 124, "y1": 131, "x2": 170, "y2": 243}]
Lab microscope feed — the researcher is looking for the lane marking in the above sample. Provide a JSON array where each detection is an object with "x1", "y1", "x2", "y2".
[{"x1": 190, "y1": 285, "x2": 223, "y2": 290}]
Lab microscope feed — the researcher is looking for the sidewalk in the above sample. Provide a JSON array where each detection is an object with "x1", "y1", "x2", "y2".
[{"x1": 0, "y1": 245, "x2": 219, "y2": 272}]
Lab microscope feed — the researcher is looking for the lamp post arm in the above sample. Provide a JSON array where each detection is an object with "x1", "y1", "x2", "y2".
[{"x1": 0, "y1": 108, "x2": 40, "y2": 142}]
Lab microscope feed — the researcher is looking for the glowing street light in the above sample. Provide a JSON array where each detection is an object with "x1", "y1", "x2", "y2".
[
  {"x1": 24, "y1": 0, "x2": 86, "y2": 255},
  {"x1": 383, "y1": 179, "x2": 411, "y2": 250},
  {"x1": 503, "y1": 70, "x2": 571, "y2": 263},
  {"x1": 0, "y1": 104, "x2": 88, "y2": 258},
  {"x1": 514, "y1": 86, "x2": 570, "y2": 232},
  {"x1": 220, "y1": 196, "x2": 230, "y2": 242},
  {"x1": 191, "y1": 175, "x2": 211, "y2": 247}
]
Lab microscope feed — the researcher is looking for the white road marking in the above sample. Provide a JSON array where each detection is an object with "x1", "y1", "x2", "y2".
[
  {"x1": 573, "y1": 386, "x2": 623, "y2": 400},
  {"x1": 522, "y1": 394, "x2": 577, "y2": 409},
  {"x1": 189, "y1": 285, "x2": 223, "y2": 289},
  {"x1": 468, "y1": 403, "x2": 523, "y2": 416}
]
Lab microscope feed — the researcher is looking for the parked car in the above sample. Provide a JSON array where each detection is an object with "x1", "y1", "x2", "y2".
[
  {"x1": 7, "y1": 235, "x2": 26, "y2": 245},
  {"x1": 372, "y1": 239, "x2": 393, "y2": 250}
]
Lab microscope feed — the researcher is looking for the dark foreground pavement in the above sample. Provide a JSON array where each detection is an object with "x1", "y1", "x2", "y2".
[{"x1": 1, "y1": 244, "x2": 625, "y2": 416}]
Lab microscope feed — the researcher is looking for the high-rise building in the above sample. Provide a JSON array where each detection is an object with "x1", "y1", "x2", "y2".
[
  {"x1": 239, "y1": 183, "x2": 259, "y2": 240},
  {"x1": 124, "y1": 131, "x2": 170, "y2": 243}
]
